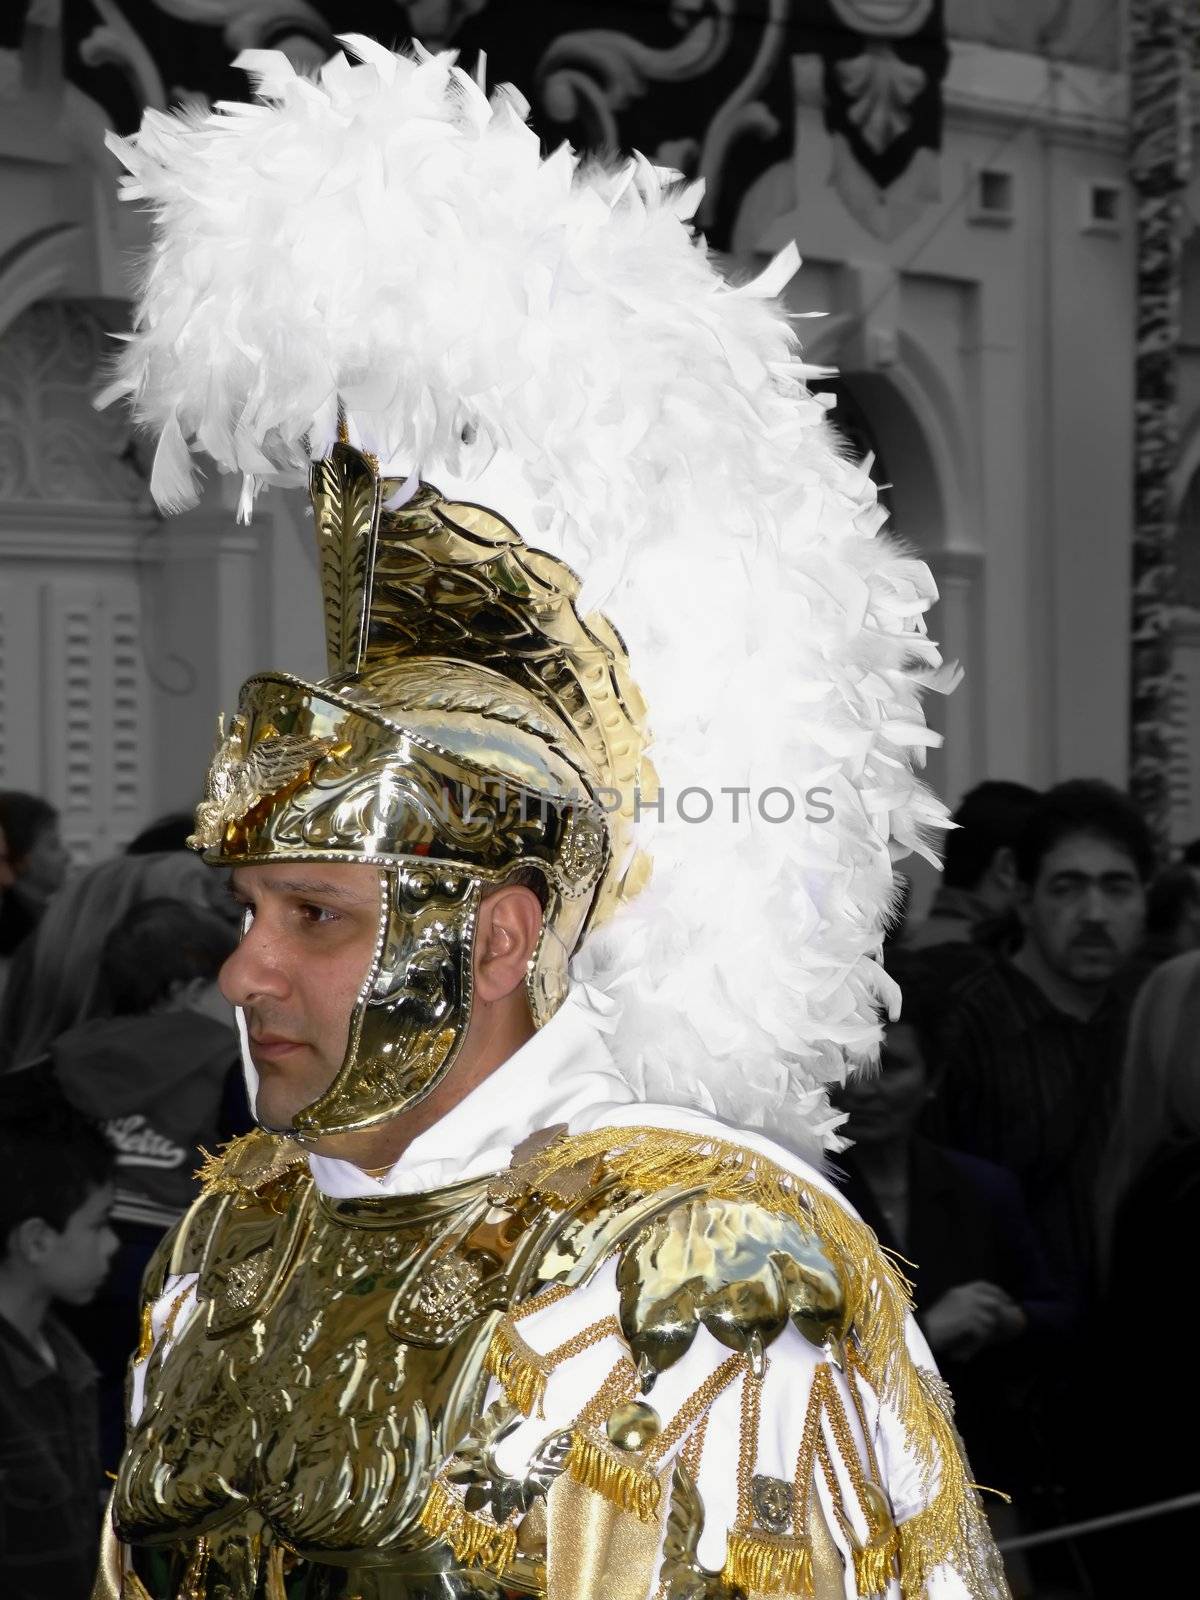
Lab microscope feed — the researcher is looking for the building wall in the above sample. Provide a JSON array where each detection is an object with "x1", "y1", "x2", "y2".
[
  {"x1": 732, "y1": 27, "x2": 1135, "y2": 815},
  {"x1": 0, "y1": 2, "x2": 1196, "y2": 861}
]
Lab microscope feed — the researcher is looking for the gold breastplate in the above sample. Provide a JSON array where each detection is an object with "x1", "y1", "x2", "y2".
[{"x1": 116, "y1": 1157, "x2": 669, "y2": 1598}]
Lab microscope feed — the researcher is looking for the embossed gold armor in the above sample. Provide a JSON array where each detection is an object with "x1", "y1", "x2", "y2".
[
  {"x1": 190, "y1": 448, "x2": 654, "y2": 1137},
  {"x1": 115, "y1": 1135, "x2": 690, "y2": 1600}
]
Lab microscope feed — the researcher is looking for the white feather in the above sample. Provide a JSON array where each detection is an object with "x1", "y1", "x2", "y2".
[{"x1": 102, "y1": 38, "x2": 952, "y2": 1161}]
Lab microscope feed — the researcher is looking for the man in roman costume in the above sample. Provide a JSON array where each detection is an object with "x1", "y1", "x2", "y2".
[{"x1": 93, "y1": 35, "x2": 1006, "y2": 1600}]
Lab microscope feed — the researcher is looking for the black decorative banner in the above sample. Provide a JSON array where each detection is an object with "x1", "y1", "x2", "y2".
[
  {"x1": 59, "y1": 1, "x2": 948, "y2": 249},
  {"x1": 797, "y1": 0, "x2": 948, "y2": 194},
  {"x1": 1, "y1": 2, "x2": 36, "y2": 52}
]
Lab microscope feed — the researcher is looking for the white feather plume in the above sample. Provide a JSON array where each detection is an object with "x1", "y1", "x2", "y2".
[{"x1": 102, "y1": 35, "x2": 951, "y2": 1160}]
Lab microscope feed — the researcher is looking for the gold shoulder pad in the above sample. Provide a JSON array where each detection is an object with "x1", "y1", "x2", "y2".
[
  {"x1": 616, "y1": 1193, "x2": 848, "y2": 1388},
  {"x1": 196, "y1": 1129, "x2": 308, "y2": 1199}
]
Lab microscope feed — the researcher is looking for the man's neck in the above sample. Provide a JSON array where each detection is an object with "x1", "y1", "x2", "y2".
[
  {"x1": 849, "y1": 1138, "x2": 909, "y2": 1189},
  {"x1": 1011, "y1": 940, "x2": 1105, "y2": 1021},
  {"x1": 308, "y1": 998, "x2": 537, "y2": 1172},
  {"x1": 0, "y1": 1269, "x2": 51, "y2": 1354}
]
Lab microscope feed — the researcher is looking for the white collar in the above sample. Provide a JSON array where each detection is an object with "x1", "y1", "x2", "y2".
[{"x1": 307, "y1": 984, "x2": 637, "y2": 1199}]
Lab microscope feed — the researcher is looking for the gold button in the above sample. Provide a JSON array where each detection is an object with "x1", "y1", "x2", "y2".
[{"x1": 605, "y1": 1400, "x2": 662, "y2": 1453}]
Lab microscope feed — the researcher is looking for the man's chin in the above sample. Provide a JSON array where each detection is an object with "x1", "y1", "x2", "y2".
[
  {"x1": 253, "y1": 1085, "x2": 304, "y2": 1134},
  {"x1": 1064, "y1": 952, "x2": 1119, "y2": 985}
]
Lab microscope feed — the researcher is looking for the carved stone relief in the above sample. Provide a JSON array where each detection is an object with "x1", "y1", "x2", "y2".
[{"x1": 0, "y1": 300, "x2": 145, "y2": 503}]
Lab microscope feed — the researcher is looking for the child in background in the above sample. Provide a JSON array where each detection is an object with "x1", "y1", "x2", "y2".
[{"x1": 0, "y1": 1085, "x2": 118, "y2": 1600}]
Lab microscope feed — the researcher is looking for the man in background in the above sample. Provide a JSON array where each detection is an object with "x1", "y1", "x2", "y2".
[
  {"x1": 0, "y1": 793, "x2": 69, "y2": 985},
  {"x1": 925, "y1": 778, "x2": 1152, "y2": 1305},
  {"x1": 903, "y1": 779, "x2": 1039, "y2": 954}
]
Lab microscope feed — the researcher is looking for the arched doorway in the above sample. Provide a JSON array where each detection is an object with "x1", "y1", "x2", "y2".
[{"x1": 0, "y1": 298, "x2": 155, "y2": 862}]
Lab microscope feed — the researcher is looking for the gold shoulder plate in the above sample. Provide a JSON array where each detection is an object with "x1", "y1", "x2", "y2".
[
  {"x1": 615, "y1": 1192, "x2": 848, "y2": 1388},
  {"x1": 196, "y1": 1130, "x2": 309, "y2": 1199}
]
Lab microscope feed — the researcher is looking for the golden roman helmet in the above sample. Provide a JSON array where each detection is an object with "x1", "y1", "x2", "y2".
[{"x1": 190, "y1": 441, "x2": 653, "y2": 1139}]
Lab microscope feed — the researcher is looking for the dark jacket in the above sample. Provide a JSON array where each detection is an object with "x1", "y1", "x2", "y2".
[
  {"x1": 0, "y1": 1312, "x2": 101, "y2": 1600},
  {"x1": 836, "y1": 1137, "x2": 1068, "y2": 1488}
]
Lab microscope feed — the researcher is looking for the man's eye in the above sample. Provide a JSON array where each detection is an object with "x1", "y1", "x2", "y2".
[{"x1": 300, "y1": 903, "x2": 340, "y2": 925}]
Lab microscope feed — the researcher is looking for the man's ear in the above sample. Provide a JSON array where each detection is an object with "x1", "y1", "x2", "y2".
[
  {"x1": 10, "y1": 1216, "x2": 55, "y2": 1267},
  {"x1": 990, "y1": 845, "x2": 1018, "y2": 895},
  {"x1": 474, "y1": 886, "x2": 543, "y2": 1004}
]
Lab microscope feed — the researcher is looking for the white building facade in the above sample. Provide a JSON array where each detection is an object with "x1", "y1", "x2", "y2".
[{"x1": 1, "y1": 1, "x2": 1197, "y2": 866}]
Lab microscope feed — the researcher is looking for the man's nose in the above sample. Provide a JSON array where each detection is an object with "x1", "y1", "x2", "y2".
[
  {"x1": 219, "y1": 920, "x2": 290, "y2": 1006},
  {"x1": 1080, "y1": 884, "x2": 1110, "y2": 922}
]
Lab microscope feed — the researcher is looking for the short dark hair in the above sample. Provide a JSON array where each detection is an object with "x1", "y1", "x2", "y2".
[
  {"x1": 942, "y1": 781, "x2": 1040, "y2": 889},
  {"x1": 1014, "y1": 779, "x2": 1156, "y2": 886},
  {"x1": 0, "y1": 791, "x2": 59, "y2": 864},
  {"x1": 1145, "y1": 865, "x2": 1200, "y2": 939},
  {"x1": 0, "y1": 1076, "x2": 113, "y2": 1252},
  {"x1": 497, "y1": 865, "x2": 549, "y2": 911},
  {"x1": 882, "y1": 955, "x2": 941, "y2": 1076},
  {"x1": 125, "y1": 813, "x2": 195, "y2": 855},
  {"x1": 99, "y1": 897, "x2": 237, "y2": 1015}
]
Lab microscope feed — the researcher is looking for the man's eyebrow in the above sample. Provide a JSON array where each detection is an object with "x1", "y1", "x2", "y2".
[{"x1": 229, "y1": 873, "x2": 372, "y2": 904}]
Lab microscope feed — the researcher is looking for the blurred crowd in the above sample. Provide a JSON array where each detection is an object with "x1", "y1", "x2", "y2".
[
  {"x1": 0, "y1": 780, "x2": 1199, "y2": 1597},
  {"x1": 0, "y1": 799, "x2": 248, "y2": 1600}
]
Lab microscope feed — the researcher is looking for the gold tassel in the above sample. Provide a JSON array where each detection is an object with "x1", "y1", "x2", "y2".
[
  {"x1": 484, "y1": 1317, "x2": 549, "y2": 1418},
  {"x1": 417, "y1": 1477, "x2": 518, "y2": 1576},
  {"x1": 564, "y1": 1431, "x2": 662, "y2": 1524},
  {"x1": 722, "y1": 1530, "x2": 814, "y2": 1596},
  {"x1": 176, "y1": 1537, "x2": 209, "y2": 1600},
  {"x1": 853, "y1": 1531, "x2": 899, "y2": 1597},
  {"x1": 119, "y1": 1575, "x2": 155, "y2": 1600},
  {"x1": 264, "y1": 1545, "x2": 288, "y2": 1600},
  {"x1": 135, "y1": 1303, "x2": 154, "y2": 1363}
]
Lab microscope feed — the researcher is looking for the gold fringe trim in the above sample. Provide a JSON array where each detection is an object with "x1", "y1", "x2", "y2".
[
  {"x1": 264, "y1": 1545, "x2": 289, "y2": 1600},
  {"x1": 564, "y1": 1430, "x2": 662, "y2": 1524},
  {"x1": 484, "y1": 1317, "x2": 549, "y2": 1417},
  {"x1": 722, "y1": 1530, "x2": 814, "y2": 1596},
  {"x1": 417, "y1": 1478, "x2": 518, "y2": 1576},
  {"x1": 485, "y1": 1311, "x2": 622, "y2": 1419},
  {"x1": 525, "y1": 1129, "x2": 932, "y2": 1481},
  {"x1": 177, "y1": 1537, "x2": 209, "y2": 1600},
  {"x1": 853, "y1": 1532, "x2": 899, "y2": 1597},
  {"x1": 897, "y1": 1505, "x2": 954, "y2": 1600},
  {"x1": 893, "y1": 1369, "x2": 1000, "y2": 1600}
]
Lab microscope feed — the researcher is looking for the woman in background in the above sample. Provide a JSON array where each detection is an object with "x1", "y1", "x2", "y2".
[
  {"x1": 1086, "y1": 951, "x2": 1200, "y2": 1594},
  {"x1": 833, "y1": 965, "x2": 1068, "y2": 1597}
]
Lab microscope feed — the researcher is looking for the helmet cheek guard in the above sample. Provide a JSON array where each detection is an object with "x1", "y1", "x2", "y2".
[{"x1": 292, "y1": 864, "x2": 483, "y2": 1139}]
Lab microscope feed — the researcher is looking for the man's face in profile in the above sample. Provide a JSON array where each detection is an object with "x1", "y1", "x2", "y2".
[
  {"x1": 219, "y1": 862, "x2": 381, "y2": 1129},
  {"x1": 1023, "y1": 831, "x2": 1145, "y2": 987}
]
